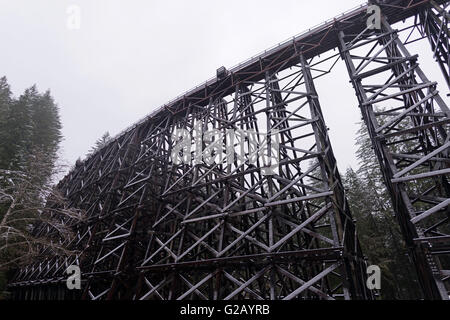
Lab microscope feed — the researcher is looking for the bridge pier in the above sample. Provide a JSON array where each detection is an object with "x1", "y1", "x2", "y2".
[
  {"x1": 338, "y1": 16, "x2": 450, "y2": 300},
  {"x1": 419, "y1": 0, "x2": 450, "y2": 92}
]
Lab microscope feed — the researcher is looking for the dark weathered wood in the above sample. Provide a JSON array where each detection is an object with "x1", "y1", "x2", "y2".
[
  {"x1": 8, "y1": 0, "x2": 449, "y2": 301},
  {"x1": 339, "y1": 10, "x2": 450, "y2": 299}
]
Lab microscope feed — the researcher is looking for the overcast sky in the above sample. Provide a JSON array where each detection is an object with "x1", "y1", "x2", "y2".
[{"x1": 0, "y1": 0, "x2": 448, "y2": 175}]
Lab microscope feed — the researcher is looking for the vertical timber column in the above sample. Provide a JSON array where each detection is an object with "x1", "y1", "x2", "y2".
[
  {"x1": 419, "y1": 0, "x2": 449, "y2": 91},
  {"x1": 338, "y1": 16, "x2": 450, "y2": 299},
  {"x1": 299, "y1": 54, "x2": 371, "y2": 300}
]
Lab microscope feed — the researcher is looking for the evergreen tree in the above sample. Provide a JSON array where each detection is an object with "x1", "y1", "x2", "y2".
[
  {"x1": 0, "y1": 82, "x2": 62, "y2": 178},
  {"x1": 0, "y1": 78, "x2": 14, "y2": 169},
  {"x1": 28, "y1": 89, "x2": 62, "y2": 184},
  {"x1": 0, "y1": 77, "x2": 64, "y2": 297},
  {"x1": 343, "y1": 120, "x2": 422, "y2": 299},
  {"x1": 3, "y1": 86, "x2": 35, "y2": 171},
  {"x1": 86, "y1": 131, "x2": 111, "y2": 157},
  {"x1": 0, "y1": 77, "x2": 12, "y2": 136}
]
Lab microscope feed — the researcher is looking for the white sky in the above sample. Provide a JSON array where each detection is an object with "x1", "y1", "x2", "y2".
[{"x1": 0, "y1": 0, "x2": 448, "y2": 174}]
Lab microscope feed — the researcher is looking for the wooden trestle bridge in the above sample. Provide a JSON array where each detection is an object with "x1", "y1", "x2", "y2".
[{"x1": 8, "y1": 0, "x2": 450, "y2": 300}]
